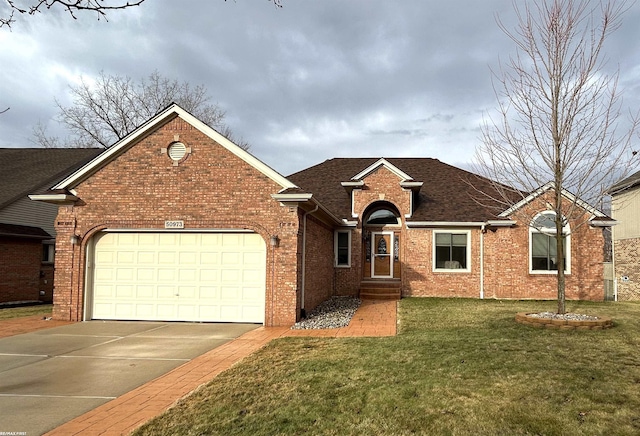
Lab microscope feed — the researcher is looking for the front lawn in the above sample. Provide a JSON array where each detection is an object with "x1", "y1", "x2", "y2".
[
  {"x1": 0, "y1": 304, "x2": 52, "y2": 320},
  {"x1": 134, "y1": 299, "x2": 640, "y2": 435}
]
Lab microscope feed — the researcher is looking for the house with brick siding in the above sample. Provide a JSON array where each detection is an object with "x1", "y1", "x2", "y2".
[
  {"x1": 0, "y1": 148, "x2": 101, "y2": 304},
  {"x1": 609, "y1": 171, "x2": 640, "y2": 301},
  {"x1": 31, "y1": 104, "x2": 612, "y2": 326}
]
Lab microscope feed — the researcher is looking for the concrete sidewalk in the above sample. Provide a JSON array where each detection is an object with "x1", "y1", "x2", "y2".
[{"x1": 3, "y1": 299, "x2": 397, "y2": 436}]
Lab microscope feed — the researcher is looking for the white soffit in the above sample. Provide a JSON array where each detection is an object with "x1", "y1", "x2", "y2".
[{"x1": 52, "y1": 104, "x2": 297, "y2": 191}]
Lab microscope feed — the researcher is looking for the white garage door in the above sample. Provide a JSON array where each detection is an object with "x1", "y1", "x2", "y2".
[{"x1": 90, "y1": 232, "x2": 266, "y2": 323}]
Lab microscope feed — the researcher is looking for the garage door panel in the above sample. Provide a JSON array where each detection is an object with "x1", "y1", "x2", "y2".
[
  {"x1": 136, "y1": 285, "x2": 154, "y2": 299},
  {"x1": 137, "y1": 252, "x2": 156, "y2": 264},
  {"x1": 116, "y1": 268, "x2": 134, "y2": 281},
  {"x1": 92, "y1": 232, "x2": 266, "y2": 323},
  {"x1": 179, "y1": 269, "x2": 197, "y2": 282},
  {"x1": 199, "y1": 286, "x2": 219, "y2": 299},
  {"x1": 136, "y1": 268, "x2": 155, "y2": 281},
  {"x1": 158, "y1": 252, "x2": 176, "y2": 264}
]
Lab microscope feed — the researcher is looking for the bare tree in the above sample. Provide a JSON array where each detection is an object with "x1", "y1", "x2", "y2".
[
  {"x1": 1, "y1": 0, "x2": 145, "y2": 28},
  {"x1": 34, "y1": 71, "x2": 250, "y2": 150},
  {"x1": 2, "y1": 0, "x2": 283, "y2": 28},
  {"x1": 474, "y1": 0, "x2": 639, "y2": 314}
]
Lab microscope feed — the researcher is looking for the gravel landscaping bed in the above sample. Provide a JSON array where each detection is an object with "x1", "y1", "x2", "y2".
[
  {"x1": 291, "y1": 296, "x2": 361, "y2": 330},
  {"x1": 527, "y1": 312, "x2": 599, "y2": 321}
]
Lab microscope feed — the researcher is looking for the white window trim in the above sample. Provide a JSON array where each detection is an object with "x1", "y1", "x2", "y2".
[
  {"x1": 529, "y1": 212, "x2": 571, "y2": 275},
  {"x1": 432, "y1": 229, "x2": 471, "y2": 273},
  {"x1": 334, "y1": 230, "x2": 352, "y2": 268}
]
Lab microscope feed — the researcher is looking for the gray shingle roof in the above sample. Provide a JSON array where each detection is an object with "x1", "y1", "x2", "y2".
[
  {"x1": 0, "y1": 148, "x2": 102, "y2": 209},
  {"x1": 609, "y1": 169, "x2": 640, "y2": 195}
]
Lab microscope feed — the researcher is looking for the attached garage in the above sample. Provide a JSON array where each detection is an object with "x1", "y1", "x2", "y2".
[{"x1": 88, "y1": 231, "x2": 267, "y2": 323}]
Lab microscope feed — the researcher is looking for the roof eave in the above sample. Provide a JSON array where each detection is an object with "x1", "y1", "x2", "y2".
[{"x1": 29, "y1": 193, "x2": 78, "y2": 205}]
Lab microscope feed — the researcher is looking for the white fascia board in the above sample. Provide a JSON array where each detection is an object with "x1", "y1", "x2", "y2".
[
  {"x1": 406, "y1": 221, "x2": 486, "y2": 228},
  {"x1": 590, "y1": 219, "x2": 618, "y2": 227},
  {"x1": 340, "y1": 181, "x2": 365, "y2": 188},
  {"x1": 486, "y1": 220, "x2": 517, "y2": 227},
  {"x1": 399, "y1": 181, "x2": 423, "y2": 188},
  {"x1": 351, "y1": 158, "x2": 413, "y2": 181},
  {"x1": 29, "y1": 194, "x2": 78, "y2": 204},
  {"x1": 341, "y1": 219, "x2": 358, "y2": 227},
  {"x1": 53, "y1": 104, "x2": 297, "y2": 191},
  {"x1": 498, "y1": 182, "x2": 606, "y2": 218},
  {"x1": 271, "y1": 193, "x2": 313, "y2": 202}
]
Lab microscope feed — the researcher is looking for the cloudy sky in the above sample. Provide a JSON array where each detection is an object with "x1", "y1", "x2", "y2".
[{"x1": 1, "y1": 0, "x2": 640, "y2": 176}]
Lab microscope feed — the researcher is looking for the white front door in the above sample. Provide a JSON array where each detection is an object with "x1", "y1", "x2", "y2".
[{"x1": 371, "y1": 231, "x2": 394, "y2": 278}]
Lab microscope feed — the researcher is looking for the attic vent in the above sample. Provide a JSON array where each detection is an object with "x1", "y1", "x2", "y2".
[{"x1": 168, "y1": 142, "x2": 187, "y2": 161}]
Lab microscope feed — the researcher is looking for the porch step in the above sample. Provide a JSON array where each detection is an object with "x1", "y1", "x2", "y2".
[{"x1": 359, "y1": 280, "x2": 401, "y2": 300}]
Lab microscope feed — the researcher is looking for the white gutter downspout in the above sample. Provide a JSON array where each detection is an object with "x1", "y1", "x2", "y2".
[
  {"x1": 301, "y1": 204, "x2": 319, "y2": 317},
  {"x1": 480, "y1": 224, "x2": 485, "y2": 299}
]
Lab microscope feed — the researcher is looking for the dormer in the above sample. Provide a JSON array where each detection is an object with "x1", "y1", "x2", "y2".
[{"x1": 341, "y1": 158, "x2": 423, "y2": 219}]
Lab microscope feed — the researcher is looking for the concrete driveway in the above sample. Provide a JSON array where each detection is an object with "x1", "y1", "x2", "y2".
[{"x1": 0, "y1": 321, "x2": 257, "y2": 435}]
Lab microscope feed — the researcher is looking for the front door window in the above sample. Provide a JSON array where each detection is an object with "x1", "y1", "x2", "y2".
[{"x1": 372, "y1": 232, "x2": 393, "y2": 278}]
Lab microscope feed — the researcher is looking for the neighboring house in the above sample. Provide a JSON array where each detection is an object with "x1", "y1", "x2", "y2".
[
  {"x1": 0, "y1": 148, "x2": 101, "y2": 304},
  {"x1": 31, "y1": 104, "x2": 611, "y2": 326},
  {"x1": 609, "y1": 170, "x2": 640, "y2": 301}
]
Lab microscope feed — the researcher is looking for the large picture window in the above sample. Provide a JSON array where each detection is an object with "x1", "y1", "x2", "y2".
[
  {"x1": 334, "y1": 230, "x2": 351, "y2": 267},
  {"x1": 530, "y1": 212, "x2": 570, "y2": 274},
  {"x1": 433, "y1": 231, "x2": 470, "y2": 272}
]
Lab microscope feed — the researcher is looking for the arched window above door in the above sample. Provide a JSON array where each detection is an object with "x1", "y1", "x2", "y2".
[{"x1": 365, "y1": 208, "x2": 400, "y2": 226}]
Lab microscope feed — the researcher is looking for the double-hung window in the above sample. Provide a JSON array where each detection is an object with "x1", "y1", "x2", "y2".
[
  {"x1": 334, "y1": 230, "x2": 351, "y2": 267},
  {"x1": 433, "y1": 230, "x2": 470, "y2": 272}
]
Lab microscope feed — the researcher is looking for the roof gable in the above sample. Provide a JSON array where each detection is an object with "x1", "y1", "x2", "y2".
[
  {"x1": 52, "y1": 103, "x2": 297, "y2": 191},
  {"x1": 351, "y1": 158, "x2": 414, "y2": 181},
  {"x1": 498, "y1": 182, "x2": 607, "y2": 218}
]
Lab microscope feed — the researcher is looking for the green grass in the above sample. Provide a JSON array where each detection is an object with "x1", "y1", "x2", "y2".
[
  {"x1": 134, "y1": 299, "x2": 640, "y2": 435},
  {"x1": 0, "y1": 304, "x2": 52, "y2": 320}
]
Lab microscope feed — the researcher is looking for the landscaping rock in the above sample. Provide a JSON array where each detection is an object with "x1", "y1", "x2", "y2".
[{"x1": 291, "y1": 296, "x2": 361, "y2": 330}]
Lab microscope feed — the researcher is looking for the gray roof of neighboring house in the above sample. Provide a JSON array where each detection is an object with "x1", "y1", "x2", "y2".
[
  {"x1": 0, "y1": 148, "x2": 102, "y2": 210},
  {"x1": 609, "y1": 169, "x2": 640, "y2": 195},
  {"x1": 0, "y1": 222, "x2": 51, "y2": 239},
  {"x1": 287, "y1": 158, "x2": 516, "y2": 222}
]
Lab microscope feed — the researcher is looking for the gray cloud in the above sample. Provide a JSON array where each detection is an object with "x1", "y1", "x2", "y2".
[{"x1": 1, "y1": 0, "x2": 639, "y2": 176}]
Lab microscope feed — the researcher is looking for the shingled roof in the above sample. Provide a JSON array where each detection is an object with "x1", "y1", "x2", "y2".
[
  {"x1": 287, "y1": 158, "x2": 510, "y2": 222},
  {"x1": 0, "y1": 148, "x2": 102, "y2": 210},
  {"x1": 609, "y1": 169, "x2": 640, "y2": 195}
]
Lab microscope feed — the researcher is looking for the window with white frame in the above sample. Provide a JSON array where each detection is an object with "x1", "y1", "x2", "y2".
[
  {"x1": 334, "y1": 230, "x2": 351, "y2": 267},
  {"x1": 433, "y1": 230, "x2": 470, "y2": 271},
  {"x1": 530, "y1": 212, "x2": 570, "y2": 273}
]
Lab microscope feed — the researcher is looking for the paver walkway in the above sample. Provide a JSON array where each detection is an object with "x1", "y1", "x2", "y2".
[{"x1": 2, "y1": 299, "x2": 396, "y2": 436}]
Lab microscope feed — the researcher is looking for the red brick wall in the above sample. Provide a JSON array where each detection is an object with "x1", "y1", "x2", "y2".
[
  {"x1": 52, "y1": 117, "x2": 301, "y2": 326},
  {"x1": 0, "y1": 237, "x2": 41, "y2": 303},
  {"x1": 332, "y1": 169, "x2": 605, "y2": 302},
  {"x1": 613, "y1": 237, "x2": 640, "y2": 300},
  {"x1": 402, "y1": 228, "x2": 482, "y2": 298},
  {"x1": 301, "y1": 215, "x2": 334, "y2": 312},
  {"x1": 334, "y1": 227, "x2": 362, "y2": 296},
  {"x1": 483, "y1": 202, "x2": 605, "y2": 301},
  {"x1": 353, "y1": 167, "x2": 411, "y2": 218}
]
